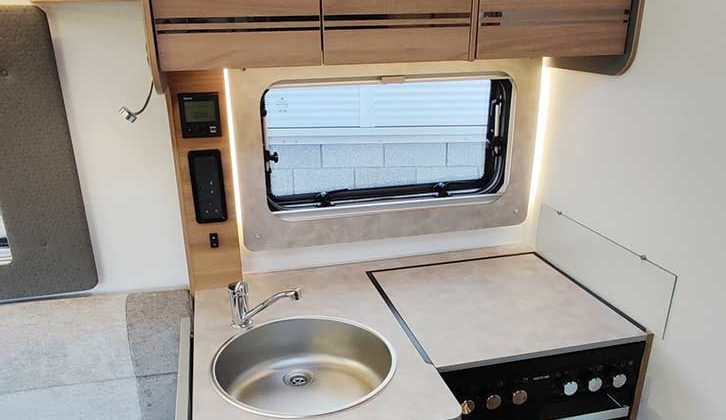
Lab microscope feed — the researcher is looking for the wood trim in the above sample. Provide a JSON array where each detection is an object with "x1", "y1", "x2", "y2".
[
  {"x1": 324, "y1": 17, "x2": 470, "y2": 27},
  {"x1": 151, "y1": 0, "x2": 322, "y2": 70},
  {"x1": 468, "y1": 0, "x2": 481, "y2": 61},
  {"x1": 164, "y1": 70, "x2": 242, "y2": 293},
  {"x1": 323, "y1": 0, "x2": 471, "y2": 15},
  {"x1": 323, "y1": 26, "x2": 470, "y2": 65},
  {"x1": 30, "y1": 0, "x2": 134, "y2": 3},
  {"x1": 477, "y1": 0, "x2": 630, "y2": 59},
  {"x1": 151, "y1": 0, "x2": 320, "y2": 19},
  {"x1": 548, "y1": 0, "x2": 646, "y2": 75},
  {"x1": 478, "y1": 22, "x2": 628, "y2": 59},
  {"x1": 483, "y1": 0, "x2": 631, "y2": 13},
  {"x1": 156, "y1": 21, "x2": 320, "y2": 31},
  {"x1": 629, "y1": 332, "x2": 654, "y2": 420},
  {"x1": 141, "y1": 0, "x2": 167, "y2": 93},
  {"x1": 321, "y1": 1, "x2": 472, "y2": 65},
  {"x1": 157, "y1": 31, "x2": 322, "y2": 71}
]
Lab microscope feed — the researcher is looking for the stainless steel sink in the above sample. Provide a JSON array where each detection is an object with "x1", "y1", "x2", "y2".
[{"x1": 211, "y1": 316, "x2": 396, "y2": 418}]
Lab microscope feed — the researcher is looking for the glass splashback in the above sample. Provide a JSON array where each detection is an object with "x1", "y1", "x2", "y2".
[{"x1": 537, "y1": 204, "x2": 678, "y2": 339}]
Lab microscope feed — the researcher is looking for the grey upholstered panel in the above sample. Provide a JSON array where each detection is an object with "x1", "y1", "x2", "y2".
[
  {"x1": 137, "y1": 374, "x2": 178, "y2": 420},
  {"x1": 0, "y1": 6, "x2": 98, "y2": 300},
  {"x1": 126, "y1": 290, "x2": 192, "y2": 420},
  {"x1": 126, "y1": 290, "x2": 193, "y2": 377}
]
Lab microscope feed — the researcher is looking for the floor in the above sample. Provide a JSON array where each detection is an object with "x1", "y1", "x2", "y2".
[{"x1": 0, "y1": 289, "x2": 191, "y2": 420}]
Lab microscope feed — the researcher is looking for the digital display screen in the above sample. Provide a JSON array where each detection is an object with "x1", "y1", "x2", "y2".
[{"x1": 184, "y1": 100, "x2": 216, "y2": 123}]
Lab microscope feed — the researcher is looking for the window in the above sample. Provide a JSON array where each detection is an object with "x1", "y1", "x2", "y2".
[{"x1": 261, "y1": 77, "x2": 513, "y2": 212}]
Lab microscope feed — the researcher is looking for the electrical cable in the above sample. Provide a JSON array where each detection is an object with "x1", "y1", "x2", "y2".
[{"x1": 119, "y1": 80, "x2": 154, "y2": 123}]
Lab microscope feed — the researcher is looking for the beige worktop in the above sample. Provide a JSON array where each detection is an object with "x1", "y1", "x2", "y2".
[
  {"x1": 373, "y1": 253, "x2": 647, "y2": 372},
  {"x1": 192, "y1": 244, "x2": 645, "y2": 420}
]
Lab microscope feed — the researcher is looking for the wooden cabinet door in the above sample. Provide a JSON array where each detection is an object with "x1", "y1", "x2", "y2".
[
  {"x1": 477, "y1": 0, "x2": 632, "y2": 59},
  {"x1": 151, "y1": 0, "x2": 322, "y2": 71},
  {"x1": 322, "y1": 0, "x2": 473, "y2": 65}
]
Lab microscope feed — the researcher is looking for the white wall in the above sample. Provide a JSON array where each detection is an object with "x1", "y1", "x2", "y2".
[
  {"x1": 2, "y1": 1, "x2": 189, "y2": 293},
  {"x1": 537, "y1": 0, "x2": 726, "y2": 419}
]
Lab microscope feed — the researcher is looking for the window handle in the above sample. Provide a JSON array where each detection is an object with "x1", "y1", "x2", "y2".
[
  {"x1": 487, "y1": 98, "x2": 505, "y2": 156},
  {"x1": 433, "y1": 182, "x2": 450, "y2": 198},
  {"x1": 264, "y1": 150, "x2": 279, "y2": 164}
]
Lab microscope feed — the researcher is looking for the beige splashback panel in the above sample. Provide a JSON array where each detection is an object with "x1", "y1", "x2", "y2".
[{"x1": 228, "y1": 59, "x2": 542, "y2": 250}]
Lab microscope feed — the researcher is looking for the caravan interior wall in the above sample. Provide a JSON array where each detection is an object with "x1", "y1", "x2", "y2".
[
  {"x1": 0, "y1": 0, "x2": 189, "y2": 293},
  {"x1": 537, "y1": 0, "x2": 726, "y2": 419}
]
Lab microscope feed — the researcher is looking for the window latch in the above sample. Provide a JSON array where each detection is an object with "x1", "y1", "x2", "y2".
[
  {"x1": 490, "y1": 136, "x2": 505, "y2": 157},
  {"x1": 315, "y1": 192, "x2": 334, "y2": 207},
  {"x1": 487, "y1": 98, "x2": 505, "y2": 156},
  {"x1": 314, "y1": 189, "x2": 349, "y2": 207},
  {"x1": 264, "y1": 150, "x2": 279, "y2": 164},
  {"x1": 433, "y1": 182, "x2": 450, "y2": 198}
]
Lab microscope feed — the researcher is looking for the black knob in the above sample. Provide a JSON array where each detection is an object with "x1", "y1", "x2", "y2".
[
  {"x1": 264, "y1": 150, "x2": 279, "y2": 163},
  {"x1": 485, "y1": 394, "x2": 502, "y2": 410},
  {"x1": 588, "y1": 377, "x2": 604, "y2": 392},
  {"x1": 460, "y1": 400, "x2": 475, "y2": 415},
  {"x1": 512, "y1": 389, "x2": 528, "y2": 405},
  {"x1": 612, "y1": 373, "x2": 628, "y2": 389},
  {"x1": 563, "y1": 380, "x2": 579, "y2": 396}
]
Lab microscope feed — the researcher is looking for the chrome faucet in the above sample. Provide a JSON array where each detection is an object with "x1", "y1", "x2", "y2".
[{"x1": 227, "y1": 281, "x2": 302, "y2": 328}]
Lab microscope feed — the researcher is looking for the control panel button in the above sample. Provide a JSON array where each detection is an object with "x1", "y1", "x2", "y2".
[
  {"x1": 486, "y1": 394, "x2": 502, "y2": 410},
  {"x1": 512, "y1": 390, "x2": 528, "y2": 406},
  {"x1": 460, "y1": 400, "x2": 475, "y2": 415},
  {"x1": 563, "y1": 381, "x2": 579, "y2": 396},
  {"x1": 588, "y1": 377, "x2": 604, "y2": 392},
  {"x1": 612, "y1": 373, "x2": 628, "y2": 389}
]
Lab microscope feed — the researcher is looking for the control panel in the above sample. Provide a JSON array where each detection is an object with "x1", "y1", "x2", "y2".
[
  {"x1": 178, "y1": 92, "x2": 222, "y2": 138},
  {"x1": 440, "y1": 341, "x2": 645, "y2": 420},
  {"x1": 188, "y1": 149, "x2": 227, "y2": 224}
]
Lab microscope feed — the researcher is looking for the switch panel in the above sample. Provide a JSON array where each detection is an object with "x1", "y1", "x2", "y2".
[
  {"x1": 209, "y1": 232, "x2": 220, "y2": 248},
  {"x1": 188, "y1": 150, "x2": 227, "y2": 224},
  {"x1": 178, "y1": 92, "x2": 222, "y2": 138}
]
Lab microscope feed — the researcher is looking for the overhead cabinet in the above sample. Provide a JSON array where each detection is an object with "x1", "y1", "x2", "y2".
[
  {"x1": 476, "y1": 0, "x2": 632, "y2": 59},
  {"x1": 143, "y1": 0, "x2": 638, "y2": 79},
  {"x1": 151, "y1": 0, "x2": 322, "y2": 71},
  {"x1": 321, "y1": 0, "x2": 474, "y2": 65}
]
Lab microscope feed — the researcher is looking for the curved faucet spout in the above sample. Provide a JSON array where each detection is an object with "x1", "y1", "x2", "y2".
[{"x1": 228, "y1": 281, "x2": 302, "y2": 328}]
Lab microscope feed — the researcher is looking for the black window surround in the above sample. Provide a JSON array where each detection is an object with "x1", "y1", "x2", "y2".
[{"x1": 261, "y1": 78, "x2": 513, "y2": 212}]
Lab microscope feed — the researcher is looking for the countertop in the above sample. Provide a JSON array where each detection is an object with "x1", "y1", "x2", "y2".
[
  {"x1": 372, "y1": 253, "x2": 647, "y2": 372},
  {"x1": 192, "y1": 245, "x2": 644, "y2": 420}
]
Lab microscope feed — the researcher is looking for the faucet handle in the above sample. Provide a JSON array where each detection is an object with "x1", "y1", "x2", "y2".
[{"x1": 228, "y1": 281, "x2": 248, "y2": 296}]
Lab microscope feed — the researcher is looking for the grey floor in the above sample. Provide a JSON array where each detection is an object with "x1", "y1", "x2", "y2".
[{"x1": 0, "y1": 290, "x2": 191, "y2": 420}]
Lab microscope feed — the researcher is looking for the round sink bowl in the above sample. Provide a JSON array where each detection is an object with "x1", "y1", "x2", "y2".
[{"x1": 211, "y1": 316, "x2": 396, "y2": 418}]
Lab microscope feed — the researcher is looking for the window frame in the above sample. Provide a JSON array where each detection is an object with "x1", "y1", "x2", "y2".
[{"x1": 260, "y1": 76, "x2": 514, "y2": 213}]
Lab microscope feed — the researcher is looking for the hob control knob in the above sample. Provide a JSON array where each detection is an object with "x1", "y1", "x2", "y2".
[
  {"x1": 612, "y1": 373, "x2": 628, "y2": 389},
  {"x1": 512, "y1": 390, "x2": 528, "y2": 406},
  {"x1": 563, "y1": 381, "x2": 579, "y2": 396},
  {"x1": 486, "y1": 394, "x2": 502, "y2": 410},
  {"x1": 460, "y1": 400, "x2": 475, "y2": 416},
  {"x1": 588, "y1": 377, "x2": 604, "y2": 392}
]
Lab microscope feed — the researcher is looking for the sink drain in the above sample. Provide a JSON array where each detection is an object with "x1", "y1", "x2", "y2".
[{"x1": 283, "y1": 370, "x2": 314, "y2": 387}]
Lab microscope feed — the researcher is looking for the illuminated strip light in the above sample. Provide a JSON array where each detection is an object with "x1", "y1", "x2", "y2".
[
  {"x1": 528, "y1": 67, "x2": 552, "y2": 210},
  {"x1": 223, "y1": 69, "x2": 244, "y2": 242}
]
